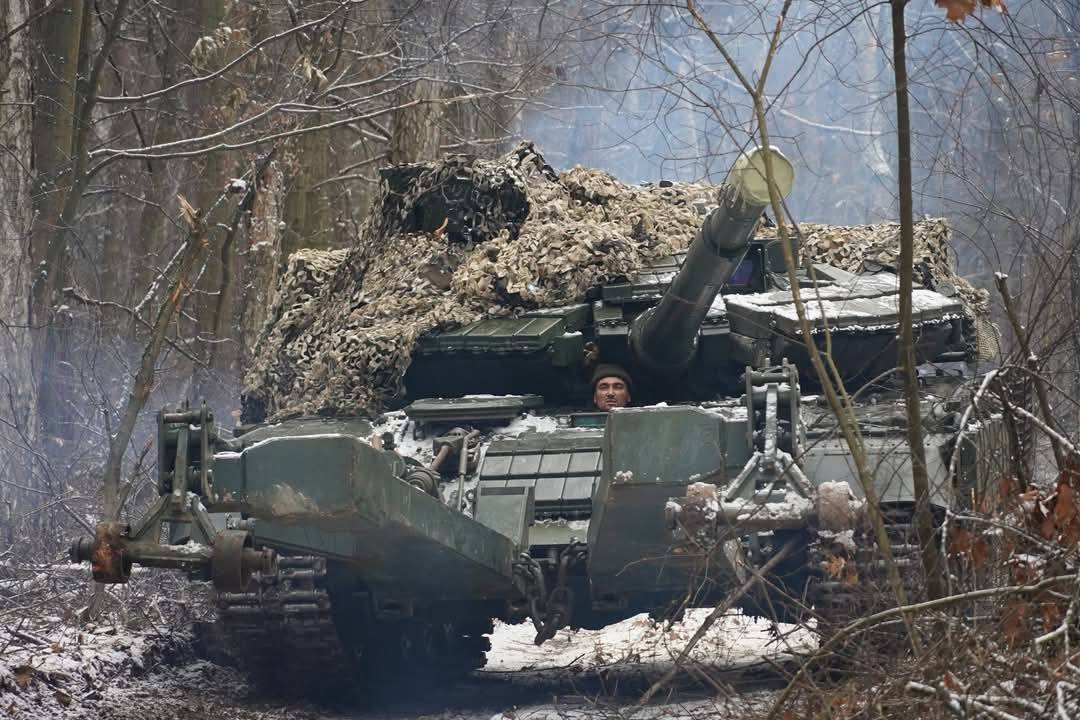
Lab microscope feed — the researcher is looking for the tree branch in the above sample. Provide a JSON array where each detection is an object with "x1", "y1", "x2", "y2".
[{"x1": 100, "y1": 195, "x2": 210, "y2": 520}]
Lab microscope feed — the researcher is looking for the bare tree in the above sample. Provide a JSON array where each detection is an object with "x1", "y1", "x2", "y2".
[{"x1": 0, "y1": 0, "x2": 37, "y2": 546}]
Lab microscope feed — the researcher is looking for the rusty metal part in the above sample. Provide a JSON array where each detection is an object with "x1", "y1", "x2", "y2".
[
  {"x1": 211, "y1": 529, "x2": 275, "y2": 593},
  {"x1": 79, "y1": 521, "x2": 133, "y2": 584},
  {"x1": 70, "y1": 520, "x2": 273, "y2": 591}
]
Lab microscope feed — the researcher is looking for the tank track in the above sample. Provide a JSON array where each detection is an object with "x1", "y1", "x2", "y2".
[
  {"x1": 215, "y1": 555, "x2": 356, "y2": 692},
  {"x1": 810, "y1": 506, "x2": 927, "y2": 631},
  {"x1": 211, "y1": 554, "x2": 493, "y2": 693}
]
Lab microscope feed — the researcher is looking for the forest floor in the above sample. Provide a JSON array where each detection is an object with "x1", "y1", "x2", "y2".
[{"x1": 0, "y1": 609, "x2": 810, "y2": 720}]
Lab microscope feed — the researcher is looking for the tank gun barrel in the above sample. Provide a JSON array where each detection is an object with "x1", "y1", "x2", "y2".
[{"x1": 630, "y1": 146, "x2": 794, "y2": 373}]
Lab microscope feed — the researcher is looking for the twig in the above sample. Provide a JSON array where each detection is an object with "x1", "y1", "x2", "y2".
[
  {"x1": 62, "y1": 287, "x2": 204, "y2": 365},
  {"x1": 100, "y1": 195, "x2": 210, "y2": 521},
  {"x1": 766, "y1": 574, "x2": 1080, "y2": 719},
  {"x1": 1009, "y1": 405, "x2": 1078, "y2": 458},
  {"x1": 5, "y1": 627, "x2": 50, "y2": 647},
  {"x1": 907, "y1": 680, "x2": 1031, "y2": 720},
  {"x1": 995, "y1": 273, "x2": 1066, "y2": 470}
]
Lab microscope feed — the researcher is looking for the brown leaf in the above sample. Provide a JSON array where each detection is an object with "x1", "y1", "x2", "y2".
[
  {"x1": 949, "y1": 527, "x2": 974, "y2": 556},
  {"x1": 1055, "y1": 483, "x2": 1076, "y2": 528},
  {"x1": 13, "y1": 665, "x2": 32, "y2": 690},
  {"x1": 825, "y1": 555, "x2": 847, "y2": 580},
  {"x1": 1062, "y1": 520, "x2": 1080, "y2": 548},
  {"x1": 1060, "y1": 452, "x2": 1080, "y2": 489},
  {"x1": 54, "y1": 689, "x2": 71, "y2": 707},
  {"x1": 176, "y1": 194, "x2": 199, "y2": 228},
  {"x1": 1041, "y1": 510, "x2": 1058, "y2": 540},
  {"x1": 844, "y1": 563, "x2": 859, "y2": 585},
  {"x1": 937, "y1": 0, "x2": 1007, "y2": 22},
  {"x1": 948, "y1": 527, "x2": 989, "y2": 566},
  {"x1": 1041, "y1": 601, "x2": 1064, "y2": 632},
  {"x1": 1002, "y1": 601, "x2": 1032, "y2": 648},
  {"x1": 943, "y1": 671, "x2": 964, "y2": 692},
  {"x1": 971, "y1": 537, "x2": 990, "y2": 569},
  {"x1": 936, "y1": 0, "x2": 977, "y2": 21}
]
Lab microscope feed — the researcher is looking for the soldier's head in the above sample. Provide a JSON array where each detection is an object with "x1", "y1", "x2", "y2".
[{"x1": 591, "y1": 364, "x2": 632, "y2": 410}]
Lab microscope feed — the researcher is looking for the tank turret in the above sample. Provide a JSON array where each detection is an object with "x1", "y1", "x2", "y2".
[{"x1": 629, "y1": 146, "x2": 795, "y2": 373}]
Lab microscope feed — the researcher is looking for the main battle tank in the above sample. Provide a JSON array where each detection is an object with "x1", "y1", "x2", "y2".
[{"x1": 70, "y1": 147, "x2": 1004, "y2": 692}]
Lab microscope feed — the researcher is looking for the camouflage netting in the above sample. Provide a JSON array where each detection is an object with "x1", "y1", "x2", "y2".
[
  {"x1": 783, "y1": 219, "x2": 989, "y2": 317},
  {"x1": 241, "y1": 143, "x2": 719, "y2": 422},
  {"x1": 782, "y1": 220, "x2": 999, "y2": 359},
  {"x1": 242, "y1": 143, "x2": 990, "y2": 423}
]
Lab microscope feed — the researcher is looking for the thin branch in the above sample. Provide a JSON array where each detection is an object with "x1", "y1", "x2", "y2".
[{"x1": 62, "y1": 287, "x2": 204, "y2": 365}]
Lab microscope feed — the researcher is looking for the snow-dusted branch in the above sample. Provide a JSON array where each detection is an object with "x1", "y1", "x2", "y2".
[{"x1": 96, "y1": 2, "x2": 357, "y2": 104}]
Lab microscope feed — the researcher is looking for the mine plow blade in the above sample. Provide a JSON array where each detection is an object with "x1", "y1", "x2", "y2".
[{"x1": 211, "y1": 432, "x2": 521, "y2": 599}]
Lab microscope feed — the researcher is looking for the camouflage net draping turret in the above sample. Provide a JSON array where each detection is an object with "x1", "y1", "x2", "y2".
[
  {"x1": 241, "y1": 143, "x2": 719, "y2": 422},
  {"x1": 242, "y1": 143, "x2": 988, "y2": 423}
]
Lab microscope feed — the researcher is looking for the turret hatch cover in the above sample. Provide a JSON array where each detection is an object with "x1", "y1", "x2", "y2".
[{"x1": 724, "y1": 269, "x2": 963, "y2": 338}]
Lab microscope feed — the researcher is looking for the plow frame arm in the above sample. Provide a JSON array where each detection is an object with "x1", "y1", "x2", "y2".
[{"x1": 70, "y1": 402, "x2": 274, "y2": 591}]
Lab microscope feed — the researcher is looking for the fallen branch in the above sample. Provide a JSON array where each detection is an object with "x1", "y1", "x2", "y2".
[{"x1": 906, "y1": 680, "x2": 1027, "y2": 720}]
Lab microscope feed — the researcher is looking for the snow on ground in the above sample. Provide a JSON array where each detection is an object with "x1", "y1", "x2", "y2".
[
  {"x1": 486, "y1": 610, "x2": 812, "y2": 673},
  {"x1": 1, "y1": 609, "x2": 811, "y2": 719}
]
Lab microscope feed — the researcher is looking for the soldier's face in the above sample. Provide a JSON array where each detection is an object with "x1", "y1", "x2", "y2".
[{"x1": 594, "y1": 377, "x2": 631, "y2": 410}]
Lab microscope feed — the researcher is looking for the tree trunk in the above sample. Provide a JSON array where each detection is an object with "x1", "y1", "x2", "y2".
[
  {"x1": 0, "y1": 0, "x2": 38, "y2": 544},
  {"x1": 387, "y1": 78, "x2": 444, "y2": 164},
  {"x1": 238, "y1": 161, "x2": 286, "y2": 367},
  {"x1": 29, "y1": 0, "x2": 86, "y2": 441},
  {"x1": 891, "y1": 0, "x2": 946, "y2": 601}
]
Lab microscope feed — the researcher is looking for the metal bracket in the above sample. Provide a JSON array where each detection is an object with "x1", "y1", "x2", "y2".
[
  {"x1": 668, "y1": 360, "x2": 855, "y2": 540},
  {"x1": 71, "y1": 401, "x2": 274, "y2": 592}
]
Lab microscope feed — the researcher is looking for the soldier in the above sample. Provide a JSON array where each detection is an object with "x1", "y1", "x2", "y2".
[{"x1": 591, "y1": 364, "x2": 632, "y2": 410}]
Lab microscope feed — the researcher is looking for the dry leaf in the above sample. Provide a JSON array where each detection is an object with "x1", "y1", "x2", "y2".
[
  {"x1": 1055, "y1": 482, "x2": 1076, "y2": 527},
  {"x1": 949, "y1": 527, "x2": 974, "y2": 556},
  {"x1": 825, "y1": 555, "x2": 846, "y2": 580},
  {"x1": 936, "y1": 0, "x2": 977, "y2": 21},
  {"x1": 1041, "y1": 510, "x2": 1057, "y2": 541},
  {"x1": 13, "y1": 665, "x2": 32, "y2": 690},
  {"x1": 970, "y1": 537, "x2": 990, "y2": 568},
  {"x1": 943, "y1": 671, "x2": 964, "y2": 692},
  {"x1": 936, "y1": 0, "x2": 1007, "y2": 22},
  {"x1": 1002, "y1": 601, "x2": 1031, "y2": 648},
  {"x1": 1041, "y1": 600, "x2": 1064, "y2": 631},
  {"x1": 1062, "y1": 520, "x2": 1080, "y2": 548},
  {"x1": 176, "y1": 194, "x2": 199, "y2": 228},
  {"x1": 54, "y1": 689, "x2": 71, "y2": 707}
]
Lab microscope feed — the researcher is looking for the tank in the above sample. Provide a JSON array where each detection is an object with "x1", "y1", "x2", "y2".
[{"x1": 70, "y1": 147, "x2": 1003, "y2": 692}]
